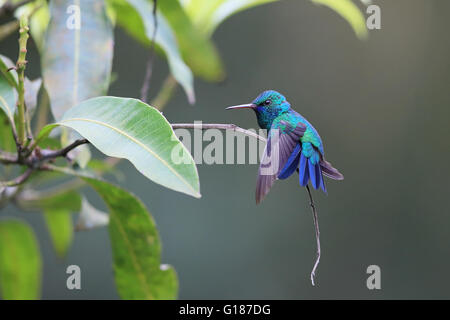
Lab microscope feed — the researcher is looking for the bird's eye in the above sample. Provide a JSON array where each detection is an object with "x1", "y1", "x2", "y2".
[{"x1": 263, "y1": 100, "x2": 271, "y2": 106}]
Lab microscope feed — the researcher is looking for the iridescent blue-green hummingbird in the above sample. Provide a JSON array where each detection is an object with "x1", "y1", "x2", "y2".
[{"x1": 227, "y1": 90, "x2": 343, "y2": 285}]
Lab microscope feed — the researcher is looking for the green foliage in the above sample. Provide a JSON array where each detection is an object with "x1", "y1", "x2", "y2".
[
  {"x1": 0, "y1": 67, "x2": 16, "y2": 125},
  {"x1": 312, "y1": 0, "x2": 368, "y2": 40},
  {"x1": 38, "y1": 96, "x2": 200, "y2": 198},
  {"x1": 84, "y1": 177, "x2": 177, "y2": 299},
  {"x1": 0, "y1": 219, "x2": 42, "y2": 300},
  {"x1": 157, "y1": 0, "x2": 225, "y2": 81},
  {"x1": 109, "y1": 0, "x2": 195, "y2": 103},
  {"x1": 184, "y1": 0, "x2": 277, "y2": 35},
  {"x1": 0, "y1": 113, "x2": 14, "y2": 152},
  {"x1": 44, "y1": 209, "x2": 73, "y2": 258},
  {"x1": 41, "y1": 0, "x2": 113, "y2": 120}
]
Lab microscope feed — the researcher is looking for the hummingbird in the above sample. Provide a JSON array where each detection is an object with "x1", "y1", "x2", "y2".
[
  {"x1": 226, "y1": 90, "x2": 343, "y2": 285},
  {"x1": 226, "y1": 90, "x2": 343, "y2": 202}
]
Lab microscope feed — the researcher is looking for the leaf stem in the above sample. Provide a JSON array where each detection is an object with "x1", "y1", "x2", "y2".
[{"x1": 0, "y1": 168, "x2": 33, "y2": 187}]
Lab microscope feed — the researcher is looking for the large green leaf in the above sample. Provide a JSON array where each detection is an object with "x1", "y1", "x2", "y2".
[
  {"x1": 38, "y1": 96, "x2": 200, "y2": 198},
  {"x1": 109, "y1": 0, "x2": 195, "y2": 103},
  {"x1": 158, "y1": 0, "x2": 225, "y2": 82},
  {"x1": 41, "y1": 0, "x2": 114, "y2": 120},
  {"x1": 44, "y1": 209, "x2": 73, "y2": 258},
  {"x1": 0, "y1": 219, "x2": 42, "y2": 300},
  {"x1": 83, "y1": 177, "x2": 177, "y2": 299},
  {"x1": 311, "y1": 0, "x2": 368, "y2": 40}
]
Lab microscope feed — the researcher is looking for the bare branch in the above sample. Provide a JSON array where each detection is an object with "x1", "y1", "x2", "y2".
[
  {"x1": 0, "y1": 151, "x2": 17, "y2": 164},
  {"x1": 38, "y1": 139, "x2": 89, "y2": 162},
  {"x1": 0, "y1": 168, "x2": 33, "y2": 187},
  {"x1": 171, "y1": 123, "x2": 267, "y2": 143}
]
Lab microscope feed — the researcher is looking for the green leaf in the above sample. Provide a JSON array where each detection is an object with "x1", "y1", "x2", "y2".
[
  {"x1": 20, "y1": 189, "x2": 82, "y2": 212},
  {"x1": 311, "y1": 0, "x2": 368, "y2": 40},
  {"x1": 0, "y1": 218, "x2": 42, "y2": 300},
  {"x1": 87, "y1": 158, "x2": 125, "y2": 181},
  {"x1": 38, "y1": 96, "x2": 200, "y2": 198},
  {"x1": 0, "y1": 67, "x2": 16, "y2": 125},
  {"x1": 109, "y1": 0, "x2": 195, "y2": 103},
  {"x1": 41, "y1": 0, "x2": 114, "y2": 120},
  {"x1": 157, "y1": 0, "x2": 225, "y2": 82},
  {"x1": 0, "y1": 55, "x2": 18, "y2": 89},
  {"x1": 24, "y1": 77, "x2": 42, "y2": 118},
  {"x1": 186, "y1": 0, "x2": 277, "y2": 35},
  {"x1": 0, "y1": 113, "x2": 15, "y2": 153},
  {"x1": 83, "y1": 177, "x2": 177, "y2": 299},
  {"x1": 44, "y1": 209, "x2": 73, "y2": 258},
  {"x1": 75, "y1": 197, "x2": 109, "y2": 231}
]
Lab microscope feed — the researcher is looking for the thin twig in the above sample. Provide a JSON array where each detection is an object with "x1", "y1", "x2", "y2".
[
  {"x1": 171, "y1": 123, "x2": 267, "y2": 143},
  {"x1": 306, "y1": 184, "x2": 321, "y2": 286},
  {"x1": 38, "y1": 139, "x2": 89, "y2": 162},
  {"x1": 0, "y1": 168, "x2": 33, "y2": 187},
  {"x1": 140, "y1": 0, "x2": 158, "y2": 103},
  {"x1": 0, "y1": 151, "x2": 17, "y2": 164}
]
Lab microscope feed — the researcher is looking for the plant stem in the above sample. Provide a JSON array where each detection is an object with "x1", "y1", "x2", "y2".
[
  {"x1": 39, "y1": 139, "x2": 89, "y2": 162},
  {"x1": 306, "y1": 184, "x2": 321, "y2": 286},
  {"x1": 0, "y1": 168, "x2": 33, "y2": 187},
  {"x1": 151, "y1": 75, "x2": 177, "y2": 110},
  {"x1": 0, "y1": 151, "x2": 17, "y2": 164},
  {"x1": 15, "y1": 16, "x2": 29, "y2": 146}
]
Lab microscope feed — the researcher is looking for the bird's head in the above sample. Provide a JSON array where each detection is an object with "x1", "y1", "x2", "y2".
[{"x1": 226, "y1": 90, "x2": 291, "y2": 129}]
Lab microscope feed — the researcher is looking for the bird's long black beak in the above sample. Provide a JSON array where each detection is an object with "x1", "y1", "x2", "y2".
[{"x1": 226, "y1": 103, "x2": 256, "y2": 110}]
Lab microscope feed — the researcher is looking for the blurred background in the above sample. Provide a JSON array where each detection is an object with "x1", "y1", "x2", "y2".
[{"x1": 1, "y1": 0, "x2": 450, "y2": 299}]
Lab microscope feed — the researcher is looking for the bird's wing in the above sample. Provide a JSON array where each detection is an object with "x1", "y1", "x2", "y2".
[{"x1": 256, "y1": 120, "x2": 306, "y2": 204}]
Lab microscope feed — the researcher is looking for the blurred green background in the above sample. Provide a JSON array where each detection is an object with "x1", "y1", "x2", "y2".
[{"x1": 1, "y1": 0, "x2": 450, "y2": 299}]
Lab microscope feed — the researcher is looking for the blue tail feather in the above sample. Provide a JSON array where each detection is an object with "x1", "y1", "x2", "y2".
[
  {"x1": 278, "y1": 143, "x2": 301, "y2": 179},
  {"x1": 308, "y1": 160, "x2": 318, "y2": 189},
  {"x1": 299, "y1": 154, "x2": 309, "y2": 186}
]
